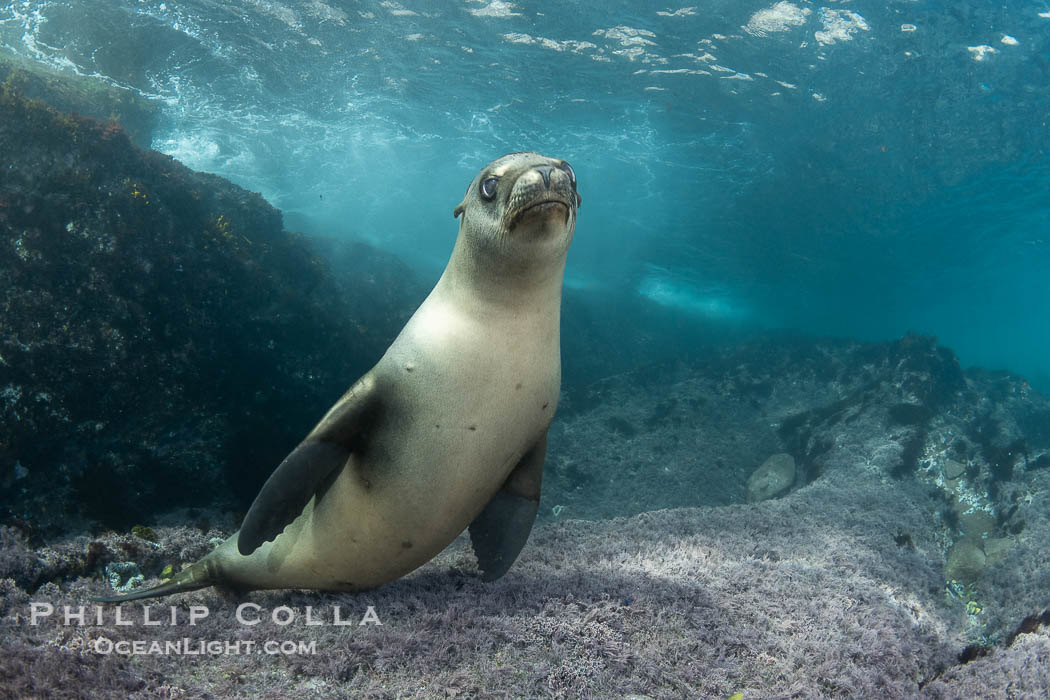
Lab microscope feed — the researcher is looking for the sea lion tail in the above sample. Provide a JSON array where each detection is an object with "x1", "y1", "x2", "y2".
[{"x1": 89, "y1": 557, "x2": 218, "y2": 603}]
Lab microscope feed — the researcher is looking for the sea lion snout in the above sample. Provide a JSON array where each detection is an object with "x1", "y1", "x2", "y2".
[
  {"x1": 515, "y1": 162, "x2": 574, "y2": 195},
  {"x1": 506, "y1": 162, "x2": 579, "y2": 230},
  {"x1": 526, "y1": 161, "x2": 577, "y2": 199}
]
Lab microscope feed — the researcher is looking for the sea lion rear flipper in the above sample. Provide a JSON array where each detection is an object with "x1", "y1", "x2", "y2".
[
  {"x1": 469, "y1": 432, "x2": 546, "y2": 582},
  {"x1": 237, "y1": 377, "x2": 382, "y2": 556}
]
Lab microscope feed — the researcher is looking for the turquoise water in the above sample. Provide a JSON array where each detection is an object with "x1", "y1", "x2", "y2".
[{"x1": 4, "y1": 0, "x2": 1047, "y2": 386}]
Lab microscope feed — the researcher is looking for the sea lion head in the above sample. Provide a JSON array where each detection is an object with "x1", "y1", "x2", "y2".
[{"x1": 453, "y1": 152, "x2": 581, "y2": 273}]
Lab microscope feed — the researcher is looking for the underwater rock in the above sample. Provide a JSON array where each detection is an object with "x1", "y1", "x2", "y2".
[
  {"x1": 546, "y1": 333, "x2": 1050, "y2": 524},
  {"x1": 945, "y1": 530, "x2": 1014, "y2": 586},
  {"x1": 0, "y1": 87, "x2": 423, "y2": 533},
  {"x1": 746, "y1": 453, "x2": 796, "y2": 503},
  {"x1": 0, "y1": 526, "x2": 44, "y2": 590},
  {"x1": 982, "y1": 537, "x2": 1012, "y2": 567},
  {"x1": 943, "y1": 459, "x2": 967, "y2": 481},
  {"x1": 0, "y1": 50, "x2": 158, "y2": 149},
  {"x1": 104, "y1": 561, "x2": 144, "y2": 593},
  {"x1": 946, "y1": 540, "x2": 986, "y2": 583},
  {"x1": 130, "y1": 525, "x2": 158, "y2": 543},
  {"x1": 955, "y1": 507, "x2": 996, "y2": 542}
]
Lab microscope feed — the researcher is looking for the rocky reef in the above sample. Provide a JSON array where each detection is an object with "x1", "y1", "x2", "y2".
[
  {"x1": 0, "y1": 50, "x2": 157, "y2": 150},
  {"x1": 0, "y1": 79, "x2": 422, "y2": 536},
  {"x1": 545, "y1": 333, "x2": 1050, "y2": 650}
]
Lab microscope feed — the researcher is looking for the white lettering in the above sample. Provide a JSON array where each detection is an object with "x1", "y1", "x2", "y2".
[
  {"x1": 236, "y1": 602, "x2": 261, "y2": 625},
  {"x1": 114, "y1": 606, "x2": 133, "y2": 626},
  {"x1": 142, "y1": 606, "x2": 161, "y2": 626},
  {"x1": 29, "y1": 602, "x2": 53, "y2": 625},
  {"x1": 360, "y1": 605, "x2": 382, "y2": 626},
  {"x1": 188, "y1": 605, "x2": 209, "y2": 625},
  {"x1": 332, "y1": 605, "x2": 352, "y2": 626},
  {"x1": 63, "y1": 605, "x2": 86, "y2": 626},
  {"x1": 271, "y1": 606, "x2": 294, "y2": 626}
]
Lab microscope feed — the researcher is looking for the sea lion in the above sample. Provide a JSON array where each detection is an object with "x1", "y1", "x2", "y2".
[{"x1": 93, "y1": 151, "x2": 580, "y2": 602}]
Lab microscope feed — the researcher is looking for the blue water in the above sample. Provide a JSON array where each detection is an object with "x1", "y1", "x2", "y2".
[{"x1": 4, "y1": 0, "x2": 1048, "y2": 387}]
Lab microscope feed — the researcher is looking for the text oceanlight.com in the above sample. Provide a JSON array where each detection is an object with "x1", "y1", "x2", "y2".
[{"x1": 92, "y1": 638, "x2": 318, "y2": 656}]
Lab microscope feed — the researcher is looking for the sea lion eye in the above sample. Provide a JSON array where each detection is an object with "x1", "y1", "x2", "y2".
[
  {"x1": 561, "y1": 162, "x2": 576, "y2": 186},
  {"x1": 480, "y1": 177, "x2": 499, "y2": 200}
]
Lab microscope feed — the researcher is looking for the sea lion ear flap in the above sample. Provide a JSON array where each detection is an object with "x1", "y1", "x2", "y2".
[{"x1": 453, "y1": 201, "x2": 466, "y2": 218}]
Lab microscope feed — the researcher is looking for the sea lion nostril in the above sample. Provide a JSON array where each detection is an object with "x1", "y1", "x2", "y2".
[{"x1": 537, "y1": 165, "x2": 553, "y2": 189}]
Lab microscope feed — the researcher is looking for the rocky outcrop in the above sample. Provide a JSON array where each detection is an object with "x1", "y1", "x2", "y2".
[
  {"x1": 0, "y1": 50, "x2": 158, "y2": 149},
  {"x1": 546, "y1": 335, "x2": 1050, "y2": 606},
  {"x1": 746, "y1": 452, "x2": 796, "y2": 502},
  {"x1": 0, "y1": 85, "x2": 423, "y2": 534}
]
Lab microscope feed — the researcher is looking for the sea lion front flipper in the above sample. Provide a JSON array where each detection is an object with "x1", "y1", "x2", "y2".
[
  {"x1": 237, "y1": 376, "x2": 382, "y2": 556},
  {"x1": 469, "y1": 433, "x2": 546, "y2": 582}
]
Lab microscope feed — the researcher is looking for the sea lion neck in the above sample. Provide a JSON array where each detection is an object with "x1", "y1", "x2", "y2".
[{"x1": 437, "y1": 234, "x2": 568, "y2": 312}]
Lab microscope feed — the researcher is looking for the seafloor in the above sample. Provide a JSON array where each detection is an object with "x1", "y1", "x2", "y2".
[
  {"x1": 4, "y1": 455, "x2": 1050, "y2": 698},
  {"x1": 3, "y1": 56, "x2": 1050, "y2": 699}
]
